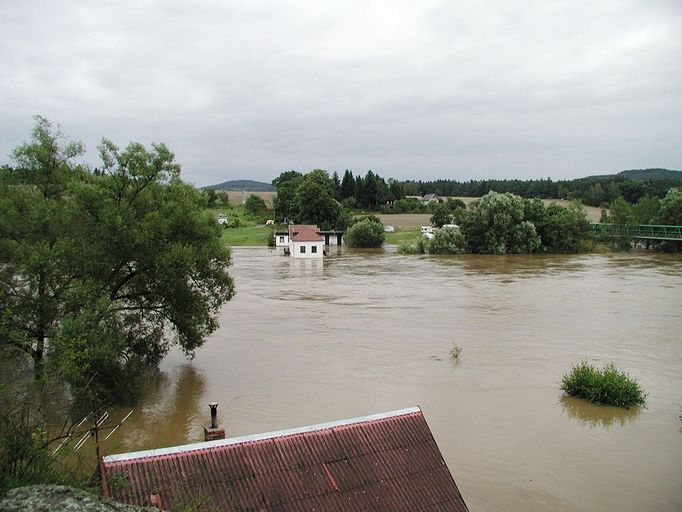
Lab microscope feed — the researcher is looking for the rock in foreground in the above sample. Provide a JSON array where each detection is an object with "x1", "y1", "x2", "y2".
[{"x1": 0, "y1": 485, "x2": 154, "y2": 512}]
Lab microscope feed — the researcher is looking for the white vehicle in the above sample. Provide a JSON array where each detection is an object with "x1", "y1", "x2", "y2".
[
  {"x1": 420, "y1": 226, "x2": 434, "y2": 234},
  {"x1": 384, "y1": 226, "x2": 395, "y2": 233},
  {"x1": 441, "y1": 224, "x2": 460, "y2": 230},
  {"x1": 265, "y1": 219, "x2": 274, "y2": 226}
]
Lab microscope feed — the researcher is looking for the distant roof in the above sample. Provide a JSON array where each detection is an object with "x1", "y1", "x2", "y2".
[
  {"x1": 288, "y1": 224, "x2": 323, "y2": 242},
  {"x1": 101, "y1": 407, "x2": 469, "y2": 511},
  {"x1": 422, "y1": 194, "x2": 439, "y2": 201}
]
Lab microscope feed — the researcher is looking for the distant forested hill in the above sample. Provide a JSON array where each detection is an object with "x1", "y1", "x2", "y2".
[
  {"x1": 616, "y1": 168, "x2": 682, "y2": 182},
  {"x1": 206, "y1": 179, "x2": 274, "y2": 191}
]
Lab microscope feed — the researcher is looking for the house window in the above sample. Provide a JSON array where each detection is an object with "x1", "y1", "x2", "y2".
[
  {"x1": 300, "y1": 246, "x2": 306, "y2": 254},
  {"x1": 311, "y1": 246, "x2": 317, "y2": 254},
  {"x1": 279, "y1": 236, "x2": 284, "y2": 243}
]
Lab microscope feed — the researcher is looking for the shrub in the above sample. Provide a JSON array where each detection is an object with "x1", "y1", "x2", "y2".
[
  {"x1": 449, "y1": 344, "x2": 462, "y2": 359},
  {"x1": 428, "y1": 227, "x2": 465, "y2": 254},
  {"x1": 349, "y1": 214, "x2": 382, "y2": 227},
  {"x1": 398, "y1": 237, "x2": 429, "y2": 254},
  {"x1": 561, "y1": 362, "x2": 646, "y2": 407},
  {"x1": 345, "y1": 219, "x2": 385, "y2": 248}
]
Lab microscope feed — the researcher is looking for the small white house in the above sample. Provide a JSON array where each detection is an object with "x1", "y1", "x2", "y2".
[
  {"x1": 288, "y1": 225, "x2": 324, "y2": 259},
  {"x1": 274, "y1": 231, "x2": 289, "y2": 247}
]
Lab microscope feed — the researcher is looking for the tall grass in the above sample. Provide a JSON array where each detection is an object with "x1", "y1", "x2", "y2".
[{"x1": 561, "y1": 362, "x2": 646, "y2": 408}]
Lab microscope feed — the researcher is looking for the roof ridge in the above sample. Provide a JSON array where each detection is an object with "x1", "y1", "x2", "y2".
[{"x1": 103, "y1": 406, "x2": 422, "y2": 463}]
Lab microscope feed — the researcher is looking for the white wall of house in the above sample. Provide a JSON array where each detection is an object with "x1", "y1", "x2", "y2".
[
  {"x1": 290, "y1": 240, "x2": 324, "y2": 259},
  {"x1": 275, "y1": 234, "x2": 289, "y2": 247}
]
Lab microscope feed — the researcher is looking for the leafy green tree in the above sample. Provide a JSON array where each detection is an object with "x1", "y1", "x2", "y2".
[
  {"x1": 459, "y1": 191, "x2": 540, "y2": 254},
  {"x1": 332, "y1": 171, "x2": 341, "y2": 199},
  {"x1": 349, "y1": 214, "x2": 382, "y2": 226},
  {"x1": 388, "y1": 179, "x2": 405, "y2": 201},
  {"x1": 340, "y1": 170, "x2": 355, "y2": 199},
  {"x1": 215, "y1": 190, "x2": 230, "y2": 207},
  {"x1": 632, "y1": 195, "x2": 660, "y2": 224},
  {"x1": 428, "y1": 227, "x2": 465, "y2": 254},
  {"x1": 244, "y1": 194, "x2": 267, "y2": 214},
  {"x1": 658, "y1": 188, "x2": 682, "y2": 225},
  {"x1": 430, "y1": 203, "x2": 452, "y2": 227},
  {"x1": 606, "y1": 196, "x2": 634, "y2": 225},
  {"x1": 601, "y1": 197, "x2": 634, "y2": 250},
  {"x1": 345, "y1": 219, "x2": 385, "y2": 248},
  {"x1": 541, "y1": 203, "x2": 591, "y2": 253},
  {"x1": 272, "y1": 171, "x2": 302, "y2": 222},
  {"x1": 446, "y1": 197, "x2": 466, "y2": 210},
  {"x1": 206, "y1": 188, "x2": 217, "y2": 207},
  {"x1": 293, "y1": 170, "x2": 344, "y2": 230},
  {"x1": 0, "y1": 118, "x2": 235, "y2": 402}
]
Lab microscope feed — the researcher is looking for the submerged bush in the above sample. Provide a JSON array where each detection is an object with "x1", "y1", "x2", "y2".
[
  {"x1": 449, "y1": 344, "x2": 462, "y2": 359},
  {"x1": 429, "y1": 227, "x2": 465, "y2": 254},
  {"x1": 345, "y1": 219, "x2": 385, "y2": 247},
  {"x1": 561, "y1": 362, "x2": 646, "y2": 407},
  {"x1": 398, "y1": 237, "x2": 429, "y2": 254}
]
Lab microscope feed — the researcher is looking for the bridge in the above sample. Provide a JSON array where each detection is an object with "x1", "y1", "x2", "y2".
[{"x1": 592, "y1": 224, "x2": 682, "y2": 241}]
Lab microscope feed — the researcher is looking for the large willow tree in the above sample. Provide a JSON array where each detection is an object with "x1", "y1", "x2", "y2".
[{"x1": 0, "y1": 117, "x2": 235, "y2": 402}]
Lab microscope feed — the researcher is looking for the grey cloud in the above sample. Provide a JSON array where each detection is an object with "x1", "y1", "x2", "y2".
[{"x1": 1, "y1": 0, "x2": 680, "y2": 186}]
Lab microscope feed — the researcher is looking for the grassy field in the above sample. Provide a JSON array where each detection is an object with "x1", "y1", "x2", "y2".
[
  {"x1": 221, "y1": 225, "x2": 272, "y2": 246},
  {"x1": 206, "y1": 205, "x2": 276, "y2": 246},
  {"x1": 218, "y1": 190, "x2": 276, "y2": 207},
  {"x1": 385, "y1": 228, "x2": 421, "y2": 245}
]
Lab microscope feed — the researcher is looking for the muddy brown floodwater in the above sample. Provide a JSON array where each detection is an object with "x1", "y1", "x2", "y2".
[{"x1": 107, "y1": 247, "x2": 682, "y2": 512}]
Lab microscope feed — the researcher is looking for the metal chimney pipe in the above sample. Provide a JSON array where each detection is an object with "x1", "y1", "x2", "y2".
[{"x1": 209, "y1": 402, "x2": 218, "y2": 429}]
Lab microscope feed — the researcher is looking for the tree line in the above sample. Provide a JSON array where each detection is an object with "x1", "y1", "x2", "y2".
[
  {"x1": 401, "y1": 172, "x2": 680, "y2": 207},
  {"x1": 273, "y1": 167, "x2": 680, "y2": 216}
]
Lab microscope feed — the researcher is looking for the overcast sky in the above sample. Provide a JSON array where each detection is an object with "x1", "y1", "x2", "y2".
[{"x1": 1, "y1": 0, "x2": 680, "y2": 186}]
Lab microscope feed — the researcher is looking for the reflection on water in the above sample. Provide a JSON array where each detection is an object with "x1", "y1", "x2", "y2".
[
  {"x1": 106, "y1": 365, "x2": 205, "y2": 454},
  {"x1": 559, "y1": 395, "x2": 642, "y2": 428},
  {"x1": 110, "y1": 248, "x2": 682, "y2": 512}
]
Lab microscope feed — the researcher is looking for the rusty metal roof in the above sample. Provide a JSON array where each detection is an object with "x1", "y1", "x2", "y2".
[
  {"x1": 288, "y1": 224, "x2": 324, "y2": 242},
  {"x1": 101, "y1": 407, "x2": 469, "y2": 511}
]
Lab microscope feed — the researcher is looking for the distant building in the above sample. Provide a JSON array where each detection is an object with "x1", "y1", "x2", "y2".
[
  {"x1": 421, "y1": 194, "x2": 440, "y2": 204},
  {"x1": 101, "y1": 406, "x2": 469, "y2": 511}
]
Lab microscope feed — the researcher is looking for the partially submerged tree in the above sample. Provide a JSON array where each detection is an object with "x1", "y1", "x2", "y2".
[
  {"x1": 0, "y1": 117, "x2": 235, "y2": 402},
  {"x1": 345, "y1": 219, "x2": 385, "y2": 248},
  {"x1": 428, "y1": 227, "x2": 465, "y2": 254},
  {"x1": 459, "y1": 191, "x2": 541, "y2": 254}
]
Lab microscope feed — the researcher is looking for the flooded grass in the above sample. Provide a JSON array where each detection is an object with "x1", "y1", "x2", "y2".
[{"x1": 561, "y1": 361, "x2": 646, "y2": 407}]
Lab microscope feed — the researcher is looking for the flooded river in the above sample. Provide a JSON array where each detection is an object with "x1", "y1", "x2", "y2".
[{"x1": 108, "y1": 247, "x2": 682, "y2": 511}]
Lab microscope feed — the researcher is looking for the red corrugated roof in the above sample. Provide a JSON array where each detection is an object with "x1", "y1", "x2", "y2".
[
  {"x1": 287, "y1": 224, "x2": 324, "y2": 242},
  {"x1": 101, "y1": 407, "x2": 468, "y2": 511}
]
